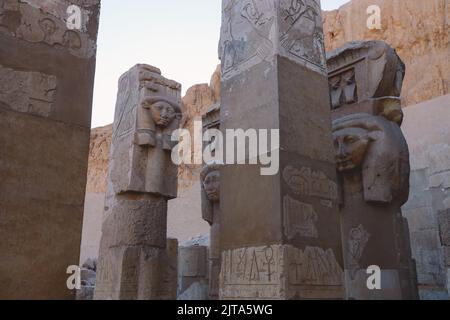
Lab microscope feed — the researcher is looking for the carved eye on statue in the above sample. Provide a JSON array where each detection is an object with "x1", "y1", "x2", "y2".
[{"x1": 344, "y1": 136, "x2": 358, "y2": 144}]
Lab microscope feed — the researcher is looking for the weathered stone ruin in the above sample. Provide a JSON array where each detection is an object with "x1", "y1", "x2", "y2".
[
  {"x1": 1, "y1": 0, "x2": 449, "y2": 301},
  {"x1": 218, "y1": 0, "x2": 344, "y2": 300},
  {"x1": 0, "y1": 0, "x2": 100, "y2": 299},
  {"x1": 94, "y1": 64, "x2": 181, "y2": 300},
  {"x1": 328, "y1": 41, "x2": 418, "y2": 299}
]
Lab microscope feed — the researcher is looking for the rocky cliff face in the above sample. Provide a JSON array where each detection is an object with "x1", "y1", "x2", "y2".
[
  {"x1": 178, "y1": 65, "x2": 221, "y2": 191},
  {"x1": 86, "y1": 124, "x2": 112, "y2": 194},
  {"x1": 323, "y1": 0, "x2": 450, "y2": 107}
]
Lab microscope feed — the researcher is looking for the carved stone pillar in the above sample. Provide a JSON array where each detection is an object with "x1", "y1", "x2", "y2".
[
  {"x1": 328, "y1": 41, "x2": 419, "y2": 299},
  {"x1": 218, "y1": 0, "x2": 344, "y2": 300},
  {"x1": 94, "y1": 64, "x2": 181, "y2": 300},
  {"x1": 201, "y1": 163, "x2": 221, "y2": 300},
  {"x1": 0, "y1": 0, "x2": 100, "y2": 299}
]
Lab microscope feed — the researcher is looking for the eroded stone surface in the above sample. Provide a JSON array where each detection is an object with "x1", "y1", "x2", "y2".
[
  {"x1": 219, "y1": 0, "x2": 327, "y2": 81},
  {"x1": 0, "y1": 0, "x2": 100, "y2": 58},
  {"x1": 0, "y1": 0, "x2": 99, "y2": 299},
  {"x1": 220, "y1": 245, "x2": 343, "y2": 300},
  {"x1": 178, "y1": 245, "x2": 209, "y2": 300},
  {"x1": 323, "y1": 0, "x2": 450, "y2": 107},
  {"x1": 0, "y1": 65, "x2": 57, "y2": 117},
  {"x1": 330, "y1": 41, "x2": 418, "y2": 300},
  {"x1": 327, "y1": 41, "x2": 405, "y2": 124},
  {"x1": 94, "y1": 65, "x2": 181, "y2": 300},
  {"x1": 219, "y1": 0, "x2": 344, "y2": 300}
]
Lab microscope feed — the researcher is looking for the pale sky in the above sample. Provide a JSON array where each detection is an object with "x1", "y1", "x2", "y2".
[{"x1": 91, "y1": 0, "x2": 350, "y2": 128}]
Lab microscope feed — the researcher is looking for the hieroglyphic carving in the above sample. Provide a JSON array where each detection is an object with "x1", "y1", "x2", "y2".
[
  {"x1": 332, "y1": 113, "x2": 410, "y2": 204},
  {"x1": 347, "y1": 225, "x2": 370, "y2": 279},
  {"x1": 329, "y1": 68, "x2": 357, "y2": 109},
  {"x1": 283, "y1": 195, "x2": 318, "y2": 239},
  {"x1": 0, "y1": 65, "x2": 57, "y2": 117},
  {"x1": 94, "y1": 65, "x2": 181, "y2": 300},
  {"x1": 279, "y1": 0, "x2": 326, "y2": 73},
  {"x1": 220, "y1": 0, "x2": 276, "y2": 80},
  {"x1": 287, "y1": 246, "x2": 343, "y2": 286},
  {"x1": 327, "y1": 41, "x2": 406, "y2": 124},
  {"x1": 283, "y1": 165, "x2": 338, "y2": 200},
  {"x1": 220, "y1": 245, "x2": 343, "y2": 298},
  {"x1": 0, "y1": 0, "x2": 97, "y2": 59},
  {"x1": 220, "y1": 245, "x2": 281, "y2": 286}
]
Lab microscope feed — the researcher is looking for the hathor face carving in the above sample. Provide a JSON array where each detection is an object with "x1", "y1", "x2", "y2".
[
  {"x1": 149, "y1": 101, "x2": 175, "y2": 127},
  {"x1": 203, "y1": 170, "x2": 220, "y2": 202},
  {"x1": 333, "y1": 127, "x2": 374, "y2": 172}
]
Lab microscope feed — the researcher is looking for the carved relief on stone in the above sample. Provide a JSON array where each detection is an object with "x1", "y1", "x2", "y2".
[
  {"x1": 283, "y1": 165, "x2": 338, "y2": 200},
  {"x1": 329, "y1": 68, "x2": 357, "y2": 109},
  {"x1": 0, "y1": 0, "x2": 98, "y2": 59},
  {"x1": 220, "y1": 245, "x2": 282, "y2": 287},
  {"x1": 0, "y1": 65, "x2": 57, "y2": 117},
  {"x1": 286, "y1": 246, "x2": 343, "y2": 286},
  {"x1": 201, "y1": 163, "x2": 221, "y2": 225},
  {"x1": 219, "y1": 0, "x2": 276, "y2": 80},
  {"x1": 283, "y1": 195, "x2": 318, "y2": 239},
  {"x1": 109, "y1": 64, "x2": 182, "y2": 199},
  {"x1": 279, "y1": 0, "x2": 326, "y2": 73},
  {"x1": 220, "y1": 245, "x2": 343, "y2": 287},
  {"x1": 219, "y1": 0, "x2": 326, "y2": 80},
  {"x1": 347, "y1": 225, "x2": 370, "y2": 279},
  {"x1": 332, "y1": 113, "x2": 410, "y2": 205},
  {"x1": 327, "y1": 41, "x2": 406, "y2": 125}
]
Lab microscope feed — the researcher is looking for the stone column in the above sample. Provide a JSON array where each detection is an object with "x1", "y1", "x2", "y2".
[
  {"x1": 0, "y1": 0, "x2": 100, "y2": 299},
  {"x1": 94, "y1": 64, "x2": 182, "y2": 300},
  {"x1": 201, "y1": 163, "x2": 221, "y2": 300},
  {"x1": 201, "y1": 104, "x2": 222, "y2": 300},
  {"x1": 437, "y1": 209, "x2": 450, "y2": 296},
  {"x1": 178, "y1": 245, "x2": 209, "y2": 300},
  {"x1": 328, "y1": 41, "x2": 418, "y2": 299},
  {"x1": 218, "y1": 0, "x2": 344, "y2": 300}
]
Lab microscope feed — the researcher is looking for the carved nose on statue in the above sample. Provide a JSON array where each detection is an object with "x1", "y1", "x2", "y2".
[{"x1": 337, "y1": 143, "x2": 346, "y2": 158}]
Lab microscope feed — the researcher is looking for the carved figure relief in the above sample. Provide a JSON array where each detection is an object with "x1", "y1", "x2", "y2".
[
  {"x1": 279, "y1": 0, "x2": 326, "y2": 71},
  {"x1": 329, "y1": 68, "x2": 357, "y2": 109},
  {"x1": 201, "y1": 163, "x2": 221, "y2": 224},
  {"x1": 0, "y1": 65, "x2": 57, "y2": 117},
  {"x1": 220, "y1": 0, "x2": 275, "y2": 79},
  {"x1": 0, "y1": 1, "x2": 95, "y2": 59},
  {"x1": 332, "y1": 113, "x2": 410, "y2": 204},
  {"x1": 347, "y1": 225, "x2": 370, "y2": 279},
  {"x1": 134, "y1": 65, "x2": 182, "y2": 152},
  {"x1": 327, "y1": 41, "x2": 406, "y2": 124}
]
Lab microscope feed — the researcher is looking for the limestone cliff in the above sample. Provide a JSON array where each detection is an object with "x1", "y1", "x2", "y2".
[
  {"x1": 323, "y1": 0, "x2": 450, "y2": 107},
  {"x1": 178, "y1": 65, "x2": 221, "y2": 191},
  {"x1": 85, "y1": 124, "x2": 112, "y2": 194}
]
